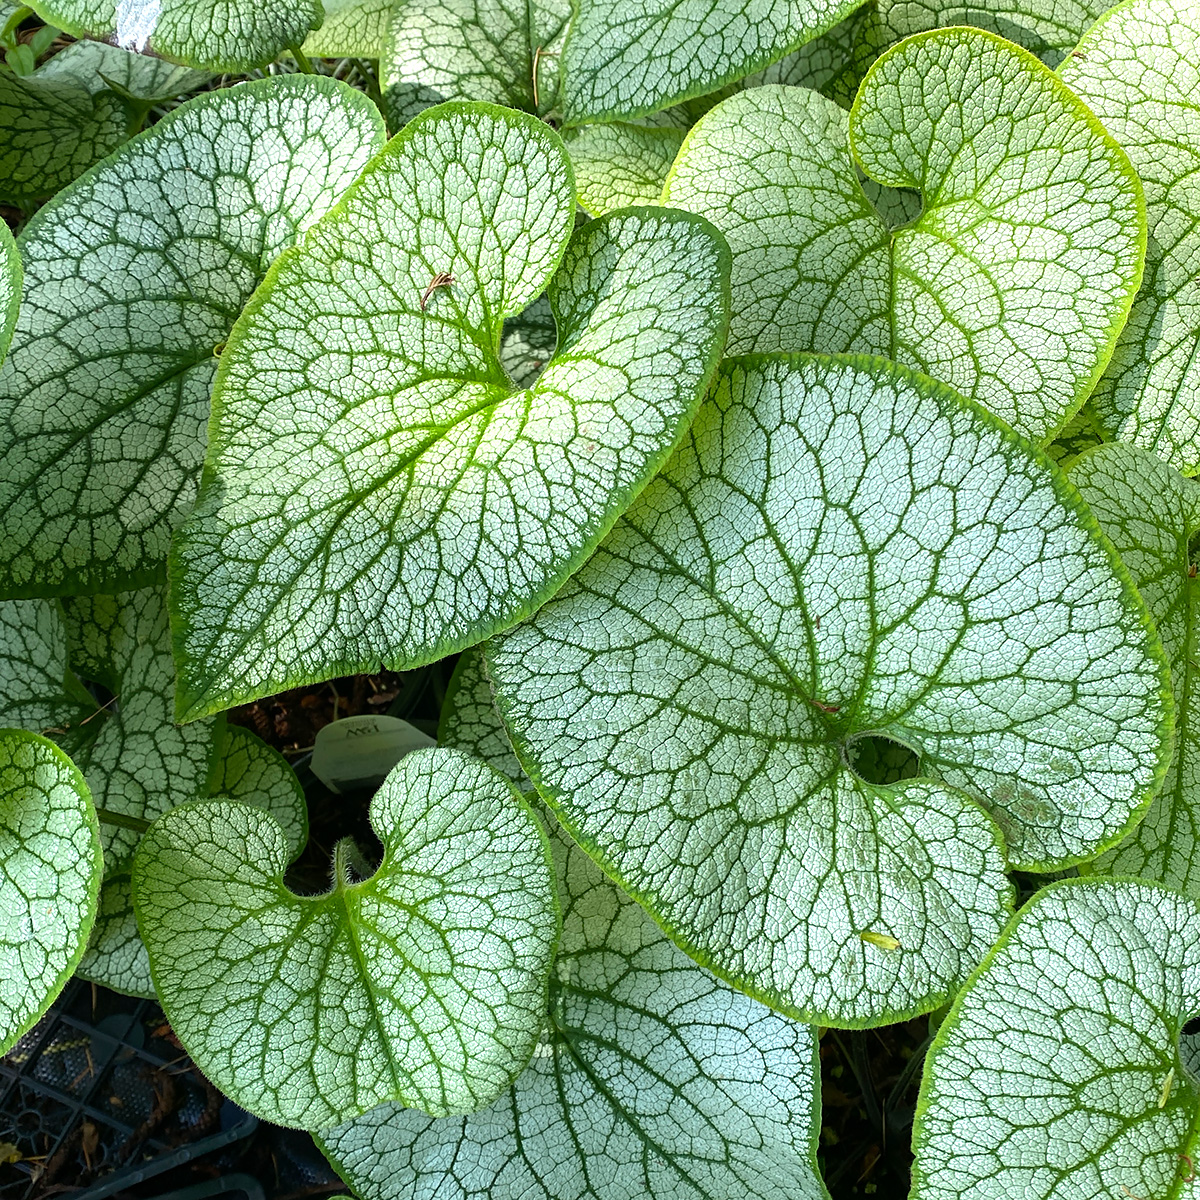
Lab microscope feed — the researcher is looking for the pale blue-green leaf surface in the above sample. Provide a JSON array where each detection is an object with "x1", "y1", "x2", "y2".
[
  {"x1": 1060, "y1": 0, "x2": 1200, "y2": 475},
  {"x1": 171, "y1": 101, "x2": 730, "y2": 720},
  {"x1": 561, "y1": 0, "x2": 866, "y2": 124},
  {"x1": 0, "y1": 729, "x2": 101, "y2": 1056},
  {"x1": 566, "y1": 124, "x2": 686, "y2": 216},
  {"x1": 26, "y1": 0, "x2": 323, "y2": 71},
  {"x1": 382, "y1": 0, "x2": 570, "y2": 127},
  {"x1": 663, "y1": 28, "x2": 1146, "y2": 444},
  {"x1": 78, "y1": 723, "x2": 308, "y2": 998},
  {"x1": 133, "y1": 747, "x2": 558, "y2": 1129},
  {"x1": 879, "y1": 0, "x2": 1112, "y2": 64},
  {"x1": 911, "y1": 878, "x2": 1200, "y2": 1200},
  {"x1": 0, "y1": 76, "x2": 385, "y2": 598},
  {"x1": 302, "y1": 0, "x2": 390, "y2": 57},
  {"x1": 1071, "y1": 443, "x2": 1200, "y2": 898},
  {"x1": 317, "y1": 662, "x2": 828, "y2": 1200},
  {"x1": 0, "y1": 221, "x2": 15, "y2": 366},
  {"x1": 486, "y1": 354, "x2": 1172, "y2": 1027}
]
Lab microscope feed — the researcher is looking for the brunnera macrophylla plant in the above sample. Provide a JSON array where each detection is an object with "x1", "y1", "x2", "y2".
[{"x1": 3, "y1": 0, "x2": 1200, "y2": 1196}]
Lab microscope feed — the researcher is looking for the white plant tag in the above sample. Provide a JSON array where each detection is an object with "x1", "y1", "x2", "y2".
[{"x1": 311, "y1": 715, "x2": 436, "y2": 793}]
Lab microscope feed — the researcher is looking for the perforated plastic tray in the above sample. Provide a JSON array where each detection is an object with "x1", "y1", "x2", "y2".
[{"x1": 0, "y1": 980, "x2": 255, "y2": 1200}]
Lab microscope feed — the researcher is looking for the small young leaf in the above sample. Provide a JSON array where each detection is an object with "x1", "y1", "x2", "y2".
[
  {"x1": 321, "y1": 667, "x2": 827, "y2": 1199},
  {"x1": 0, "y1": 41, "x2": 211, "y2": 207},
  {"x1": 302, "y1": 0, "x2": 390, "y2": 57},
  {"x1": 78, "y1": 723, "x2": 307, "y2": 998},
  {"x1": 561, "y1": 0, "x2": 866, "y2": 124},
  {"x1": 565, "y1": 123, "x2": 686, "y2": 216},
  {"x1": 1060, "y1": 0, "x2": 1200, "y2": 475},
  {"x1": 663, "y1": 27, "x2": 1146, "y2": 444},
  {"x1": 0, "y1": 729, "x2": 101, "y2": 1056},
  {"x1": 486, "y1": 354, "x2": 1172, "y2": 1027},
  {"x1": 0, "y1": 76, "x2": 385, "y2": 598},
  {"x1": 381, "y1": 0, "x2": 570, "y2": 126},
  {"x1": 133, "y1": 747, "x2": 559, "y2": 1130},
  {"x1": 171, "y1": 101, "x2": 730, "y2": 720},
  {"x1": 317, "y1": 830, "x2": 828, "y2": 1200},
  {"x1": 880, "y1": 0, "x2": 1112, "y2": 64},
  {"x1": 25, "y1": 0, "x2": 323, "y2": 71},
  {"x1": 1071, "y1": 443, "x2": 1200, "y2": 897},
  {"x1": 911, "y1": 878, "x2": 1200, "y2": 1200}
]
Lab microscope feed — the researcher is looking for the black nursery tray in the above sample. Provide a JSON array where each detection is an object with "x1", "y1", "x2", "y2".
[{"x1": 0, "y1": 980, "x2": 255, "y2": 1200}]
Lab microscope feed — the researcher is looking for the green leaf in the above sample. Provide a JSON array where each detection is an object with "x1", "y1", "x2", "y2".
[
  {"x1": 485, "y1": 354, "x2": 1172, "y2": 1027},
  {"x1": 879, "y1": 0, "x2": 1112, "y2": 65},
  {"x1": 317, "y1": 835, "x2": 829, "y2": 1200},
  {"x1": 0, "y1": 76, "x2": 386, "y2": 598},
  {"x1": 210, "y1": 724, "x2": 307, "y2": 858},
  {"x1": 0, "y1": 219, "x2": 15, "y2": 366},
  {"x1": 1046, "y1": 403, "x2": 1104, "y2": 469},
  {"x1": 78, "y1": 722, "x2": 307, "y2": 998},
  {"x1": 26, "y1": 0, "x2": 324, "y2": 71},
  {"x1": 1070, "y1": 443, "x2": 1200, "y2": 899},
  {"x1": 321, "y1": 664, "x2": 828, "y2": 1199},
  {"x1": 910, "y1": 877, "x2": 1200, "y2": 1200},
  {"x1": 0, "y1": 598, "x2": 92, "y2": 736},
  {"x1": 498, "y1": 294, "x2": 557, "y2": 390},
  {"x1": 663, "y1": 27, "x2": 1147, "y2": 444},
  {"x1": 75, "y1": 875, "x2": 153, "y2": 998},
  {"x1": 0, "y1": 40, "x2": 211, "y2": 206},
  {"x1": 381, "y1": 0, "x2": 570, "y2": 127},
  {"x1": 171, "y1": 101, "x2": 731, "y2": 720},
  {"x1": 133, "y1": 746, "x2": 558, "y2": 1129},
  {"x1": 561, "y1": 0, "x2": 866, "y2": 125},
  {"x1": 565, "y1": 123, "x2": 686, "y2": 216},
  {"x1": 302, "y1": 0, "x2": 390, "y2": 57},
  {"x1": 61, "y1": 586, "x2": 221, "y2": 875},
  {"x1": 0, "y1": 728, "x2": 101, "y2": 1056},
  {"x1": 1060, "y1": 0, "x2": 1200, "y2": 476}
]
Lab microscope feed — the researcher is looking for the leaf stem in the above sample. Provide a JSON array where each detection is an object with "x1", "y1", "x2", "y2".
[
  {"x1": 94, "y1": 807, "x2": 151, "y2": 834},
  {"x1": 288, "y1": 43, "x2": 315, "y2": 74}
]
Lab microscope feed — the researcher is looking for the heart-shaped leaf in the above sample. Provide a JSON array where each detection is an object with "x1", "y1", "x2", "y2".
[
  {"x1": 302, "y1": 0, "x2": 390, "y2": 57},
  {"x1": 1060, "y1": 0, "x2": 1200, "y2": 475},
  {"x1": 26, "y1": 0, "x2": 323, "y2": 71},
  {"x1": 314, "y1": 650, "x2": 827, "y2": 1200},
  {"x1": 879, "y1": 0, "x2": 1112, "y2": 64},
  {"x1": 381, "y1": 0, "x2": 570, "y2": 127},
  {"x1": 566, "y1": 124, "x2": 686, "y2": 215},
  {"x1": 911, "y1": 878, "x2": 1200, "y2": 1200},
  {"x1": 486, "y1": 354, "x2": 1172, "y2": 1027},
  {"x1": 561, "y1": 0, "x2": 866, "y2": 124},
  {"x1": 0, "y1": 75, "x2": 385, "y2": 599},
  {"x1": 78, "y1": 723, "x2": 308, "y2": 998},
  {"x1": 1, "y1": 729, "x2": 101, "y2": 1056},
  {"x1": 0, "y1": 40, "x2": 211, "y2": 206},
  {"x1": 1071, "y1": 442, "x2": 1200, "y2": 896},
  {"x1": 171, "y1": 101, "x2": 730, "y2": 720},
  {"x1": 133, "y1": 746, "x2": 557, "y2": 1129},
  {"x1": 662, "y1": 27, "x2": 1146, "y2": 443}
]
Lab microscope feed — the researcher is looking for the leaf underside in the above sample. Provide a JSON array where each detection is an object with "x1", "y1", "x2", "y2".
[
  {"x1": 486, "y1": 353, "x2": 1171, "y2": 1027},
  {"x1": 302, "y1": 0, "x2": 390, "y2": 57},
  {"x1": 663, "y1": 26, "x2": 1146, "y2": 444}
]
